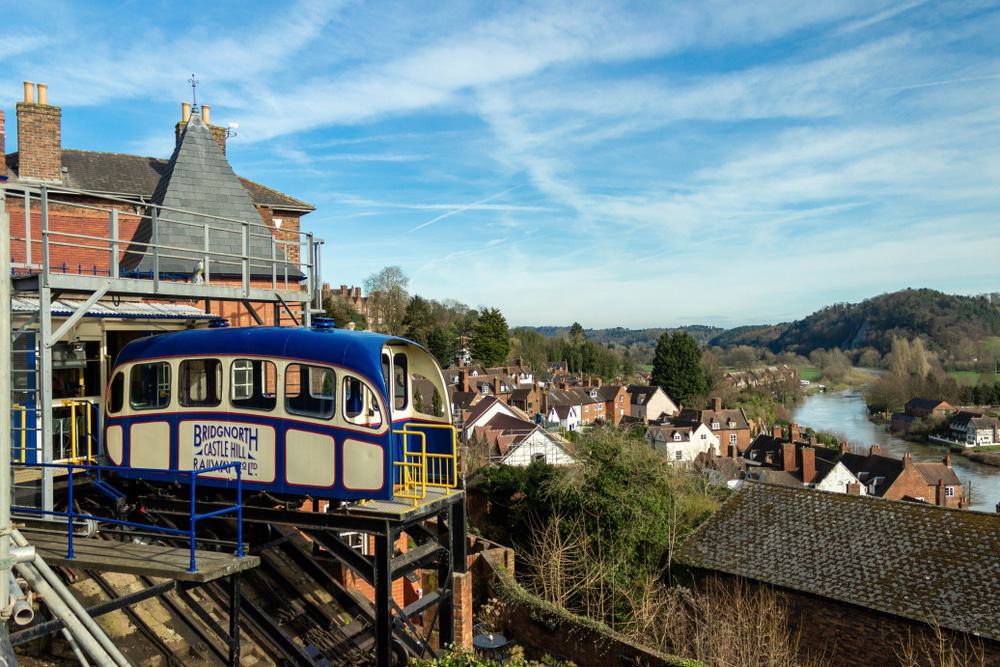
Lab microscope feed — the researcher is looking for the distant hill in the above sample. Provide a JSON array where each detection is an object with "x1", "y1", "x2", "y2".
[
  {"x1": 528, "y1": 325, "x2": 725, "y2": 348},
  {"x1": 708, "y1": 289, "x2": 1000, "y2": 355}
]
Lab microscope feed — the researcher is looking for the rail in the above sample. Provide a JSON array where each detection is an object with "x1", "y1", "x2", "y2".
[
  {"x1": 10, "y1": 461, "x2": 244, "y2": 572},
  {"x1": 392, "y1": 423, "x2": 459, "y2": 506},
  {"x1": 393, "y1": 429, "x2": 427, "y2": 506},
  {"x1": 9, "y1": 400, "x2": 100, "y2": 466},
  {"x1": 5, "y1": 184, "x2": 321, "y2": 308}
]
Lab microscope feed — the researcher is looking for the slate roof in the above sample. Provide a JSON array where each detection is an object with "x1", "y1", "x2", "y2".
[
  {"x1": 676, "y1": 483, "x2": 1000, "y2": 641},
  {"x1": 449, "y1": 390, "x2": 478, "y2": 411},
  {"x1": 509, "y1": 388, "x2": 534, "y2": 402},
  {"x1": 906, "y1": 397, "x2": 950, "y2": 412},
  {"x1": 464, "y1": 396, "x2": 500, "y2": 426},
  {"x1": 626, "y1": 385, "x2": 661, "y2": 406},
  {"x1": 969, "y1": 416, "x2": 1000, "y2": 430},
  {"x1": 121, "y1": 114, "x2": 298, "y2": 278},
  {"x1": 677, "y1": 406, "x2": 750, "y2": 431},
  {"x1": 5, "y1": 149, "x2": 312, "y2": 211}
]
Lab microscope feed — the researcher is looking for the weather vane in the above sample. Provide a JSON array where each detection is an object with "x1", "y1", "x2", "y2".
[{"x1": 188, "y1": 74, "x2": 199, "y2": 109}]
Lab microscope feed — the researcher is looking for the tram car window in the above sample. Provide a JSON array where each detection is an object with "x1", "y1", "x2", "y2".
[
  {"x1": 180, "y1": 359, "x2": 222, "y2": 407},
  {"x1": 285, "y1": 363, "x2": 336, "y2": 419},
  {"x1": 343, "y1": 376, "x2": 383, "y2": 429},
  {"x1": 130, "y1": 362, "x2": 170, "y2": 410},
  {"x1": 231, "y1": 359, "x2": 277, "y2": 411},
  {"x1": 392, "y1": 353, "x2": 408, "y2": 410},
  {"x1": 108, "y1": 372, "x2": 125, "y2": 414}
]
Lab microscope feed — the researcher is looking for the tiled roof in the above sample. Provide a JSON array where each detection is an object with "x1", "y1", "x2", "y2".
[
  {"x1": 464, "y1": 396, "x2": 499, "y2": 425},
  {"x1": 677, "y1": 406, "x2": 750, "y2": 431},
  {"x1": 906, "y1": 397, "x2": 950, "y2": 411},
  {"x1": 626, "y1": 385, "x2": 661, "y2": 406},
  {"x1": 969, "y1": 416, "x2": 1000, "y2": 430},
  {"x1": 5, "y1": 149, "x2": 313, "y2": 211},
  {"x1": 914, "y1": 462, "x2": 962, "y2": 487},
  {"x1": 676, "y1": 483, "x2": 1000, "y2": 641}
]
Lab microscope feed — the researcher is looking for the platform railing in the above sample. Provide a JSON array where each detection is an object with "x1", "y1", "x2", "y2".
[
  {"x1": 10, "y1": 461, "x2": 244, "y2": 572},
  {"x1": 393, "y1": 429, "x2": 427, "y2": 506},
  {"x1": 402, "y1": 422, "x2": 459, "y2": 490}
]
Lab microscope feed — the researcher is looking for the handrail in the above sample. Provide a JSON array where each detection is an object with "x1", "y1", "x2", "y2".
[
  {"x1": 400, "y1": 422, "x2": 459, "y2": 490},
  {"x1": 11, "y1": 404, "x2": 27, "y2": 465},
  {"x1": 10, "y1": 461, "x2": 244, "y2": 572},
  {"x1": 392, "y1": 429, "x2": 427, "y2": 506}
]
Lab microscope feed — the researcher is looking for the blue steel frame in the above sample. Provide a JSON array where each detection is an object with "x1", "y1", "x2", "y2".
[{"x1": 11, "y1": 461, "x2": 244, "y2": 572}]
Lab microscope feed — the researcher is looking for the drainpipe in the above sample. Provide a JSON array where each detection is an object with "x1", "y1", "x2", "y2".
[{"x1": 0, "y1": 170, "x2": 11, "y2": 630}]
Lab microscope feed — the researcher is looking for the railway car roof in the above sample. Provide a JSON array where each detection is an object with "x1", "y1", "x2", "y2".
[{"x1": 114, "y1": 326, "x2": 414, "y2": 396}]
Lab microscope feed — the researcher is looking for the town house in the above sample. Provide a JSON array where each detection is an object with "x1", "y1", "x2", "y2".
[
  {"x1": 646, "y1": 423, "x2": 719, "y2": 464},
  {"x1": 673, "y1": 398, "x2": 752, "y2": 455},
  {"x1": 625, "y1": 384, "x2": 678, "y2": 423}
]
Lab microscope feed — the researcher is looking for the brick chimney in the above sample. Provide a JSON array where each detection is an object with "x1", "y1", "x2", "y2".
[
  {"x1": 847, "y1": 481, "x2": 862, "y2": 496},
  {"x1": 935, "y1": 478, "x2": 945, "y2": 506},
  {"x1": 869, "y1": 444, "x2": 881, "y2": 456},
  {"x1": 839, "y1": 440, "x2": 849, "y2": 454},
  {"x1": 772, "y1": 424, "x2": 783, "y2": 440},
  {"x1": 789, "y1": 423, "x2": 801, "y2": 443},
  {"x1": 808, "y1": 434, "x2": 818, "y2": 446},
  {"x1": 902, "y1": 451, "x2": 912, "y2": 466},
  {"x1": 594, "y1": 376, "x2": 603, "y2": 388},
  {"x1": 16, "y1": 81, "x2": 62, "y2": 182},
  {"x1": 712, "y1": 397, "x2": 722, "y2": 411},
  {"x1": 0, "y1": 110, "x2": 6, "y2": 179},
  {"x1": 801, "y1": 447, "x2": 816, "y2": 484},
  {"x1": 943, "y1": 454, "x2": 952, "y2": 468},
  {"x1": 782, "y1": 443, "x2": 796, "y2": 472}
]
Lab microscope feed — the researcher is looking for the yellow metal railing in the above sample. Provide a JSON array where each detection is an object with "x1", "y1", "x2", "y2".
[
  {"x1": 12, "y1": 404, "x2": 27, "y2": 464},
  {"x1": 393, "y1": 429, "x2": 427, "y2": 506},
  {"x1": 391, "y1": 423, "x2": 459, "y2": 505},
  {"x1": 404, "y1": 422, "x2": 458, "y2": 490},
  {"x1": 62, "y1": 400, "x2": 97, "y2": 465}
]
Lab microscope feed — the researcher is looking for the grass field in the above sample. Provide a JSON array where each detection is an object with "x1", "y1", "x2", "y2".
[
  {"x1": 948, "y1": 370, "x2": 999, "y2": 386},
  {"x1": 794, "y1": 365, "x2": 822, "y2": 383}
]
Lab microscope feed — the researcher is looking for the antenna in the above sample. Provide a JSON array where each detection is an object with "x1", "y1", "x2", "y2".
[{"x1": 188, "y1": 74, "x2": 200, "y2": 109}]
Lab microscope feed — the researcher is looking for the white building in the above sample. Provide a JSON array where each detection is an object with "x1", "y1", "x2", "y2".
[{"x1": 646, "y1": 423, "x2": 719, "y2": 464}]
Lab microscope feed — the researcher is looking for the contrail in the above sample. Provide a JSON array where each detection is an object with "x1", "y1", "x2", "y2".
[
  {"x1": 410, "y1": 186, "x2": 518, "y2": 232},
  {"x1": 879, "y1": 73, "x2": 1000, "y2": 93}
]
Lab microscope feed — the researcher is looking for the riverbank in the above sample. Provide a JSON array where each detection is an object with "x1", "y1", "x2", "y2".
[
  {"x1": 792, "y1": 389, "x2": 1000, "y2": 512},
  {"x1": 963, "y1": 449, "x2": 1000, "y2": 467}
]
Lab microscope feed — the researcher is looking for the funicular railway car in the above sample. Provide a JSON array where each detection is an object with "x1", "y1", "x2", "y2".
[{"x1": 102, "y1": 320, "x2": 457, "y2": 502}]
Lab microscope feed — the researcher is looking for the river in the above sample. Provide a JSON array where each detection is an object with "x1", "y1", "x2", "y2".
[{"x1": 792, "y1": 389, "x2": 1000, "y2": 512}]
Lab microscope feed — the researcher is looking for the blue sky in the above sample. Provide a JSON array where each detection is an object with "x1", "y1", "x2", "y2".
[{"x1": 3, "y1": 1, "x2": 1000, "y2": 328}]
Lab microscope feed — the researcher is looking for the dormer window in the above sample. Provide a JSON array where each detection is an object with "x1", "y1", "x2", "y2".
[
  {"x1": 728, "y1": 419, "x2": 736, "y2": 428},
  {"x1": 674, "y1": 432, "x2": 682, "y2": 441},
  {"x1": 711, "y1": 421, "x2": 720, "y2": 430}
]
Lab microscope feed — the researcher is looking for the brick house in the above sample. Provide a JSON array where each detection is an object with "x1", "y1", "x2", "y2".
[
  {"x1": 835, "y1": 446, "x2": 967, "y2": 509},
  {"x1": 673, "y1": 398, "x2": 752, "y2": 455},
  {"x1": 591, "y1": 384, "x2": 629, "y2": 425},
  {"x1": 509, "y1": 385, "x2": 541, "y2": 417},
  {"x1": 676, "y1": 483, "x2": 1000, "y2": 667},
  {"x1": 2, "y1": 82, "x2": 314, "y2": 327},
  {"x1": 904, "y1": 397, "x2": 953, "y2": 418}
]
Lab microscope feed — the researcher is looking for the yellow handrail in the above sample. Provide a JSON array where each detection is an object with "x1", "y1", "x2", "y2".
[
  {"x1": 63, "y1": 400, "x2": 96, "y2": 464},
  {"x1": 392, "y1": 428, "x2": 427, "y2": 506},
  {"x1": 400, "y1": 422, "x2": 458, "y2": 490}
]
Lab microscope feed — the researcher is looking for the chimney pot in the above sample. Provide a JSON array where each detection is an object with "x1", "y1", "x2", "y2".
[
  {"x1": 943, "y1": 454, "x2": 952, "y2": 468},
  {"x1": 23, "y1": 81, "x2": 35, "y2": 104},
  {"x1": 181, "y1": 102, "x2": 191, "y2": 123},
  {"x1": 36, "y1": 83, "x2": 47, "y2": 105},
  {"x1": 789, "y1": 423, "x2": 801, "y2": 443},
  {"x1": 201, "y1": 104, "x2": 211, "y2": 125},
  {"x1": 839, "y1": 440, "x2": 849, "y2": 454},
  {"x1": 772, "y1": 424, "x2": 783, "y2": 440},
  {"x1": 869, "y1": 444, "x2": 881, "y2": 456}
]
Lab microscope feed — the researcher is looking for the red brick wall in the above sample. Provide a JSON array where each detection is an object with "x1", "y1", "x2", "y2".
[
  {"x1": 16, "y1": 102, "x2": 61, "y2": 182},
  {"x1": 884, "y1": 461, "x2": 965, "y2": 509}
]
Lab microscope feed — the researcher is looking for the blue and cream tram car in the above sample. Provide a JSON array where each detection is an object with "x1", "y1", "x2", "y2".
[{"x1": 102, "y1": 321, "x2": 457, "y2": 502}]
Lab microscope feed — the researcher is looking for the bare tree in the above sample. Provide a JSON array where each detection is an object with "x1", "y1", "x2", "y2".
[{"x1": 364, "y1": 265, "x2": 410, "y2": 335}]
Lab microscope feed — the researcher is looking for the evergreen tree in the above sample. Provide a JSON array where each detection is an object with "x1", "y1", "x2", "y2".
[
  {"x1": 471, "y1": 307, "x2": 510, "y2": 367},
  {"x1": 651, "y1": 332, "x2": 707, "y2": 404},
  {"x1": 426, "y1": 326, "x2": 453, "y2": 366}
]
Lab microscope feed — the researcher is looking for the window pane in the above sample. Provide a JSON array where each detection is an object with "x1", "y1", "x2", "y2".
[
  {"x1": 343, "y1": 376, "x2": 383, "y2": 429},
  {"x1": 393, "y1": 353, "x2": 408, "y2": 410},
  {"x1": 231, "y1": 359, "x2": 277, "y2": 411},
  {"x1": 108, "y1": 372, "x2": 124, "y2": 414},
  {"x1": 285, "y1": 363, "x2": 335, "y2": 419},
  {"x1": 180, "y1": 359, "x2": 222, "y2": 407},
  {"x1": 130, "y1": 362, "x2": 170, "y2": 410}
]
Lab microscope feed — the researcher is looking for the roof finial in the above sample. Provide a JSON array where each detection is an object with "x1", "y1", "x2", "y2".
[{"x1": 188, "y1": 74, "x2": 200, "y2": 110}]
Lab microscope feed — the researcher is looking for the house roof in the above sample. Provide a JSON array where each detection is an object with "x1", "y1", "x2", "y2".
[
  {"x1": 5, "y1": 149, "x2": 313, "y2": 211},
  {"x1": 906, "y1": 397, "x2": 950, "y2": 411},
  {"x1": 949, "y1": 411, "x2": 984, "y2": 426},
  {"x1": 482, "y1": 412, "x2": 537, "y2": 434},
  {"x1": 913, "y1": 462, "x2": 962, "y2": 487},
  {"x1": 449, "y1": 390, "x2": 478, "y2": 410},
  {"x1": 465, "y1": 396, "x2": 500, "y2": 426},
  {"x1": 969, "y1": 416, "x2": 1000, "y2": 430},
  {"x1": 510, "y1": 388, "x2": 534, "y2": 402},
  {"x1": 12, "y1": 296, "x2": 214, "y2": 321},
  {"x1": 626, "y1": 385, "x2": 661, "y2": 406},
  {"x1": 677, "y1": 406, "x2": 750, "y2": 431},
  {"x1": 676, "y1": 483, "x2": 1000, "y2": 641}
]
